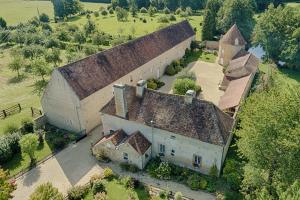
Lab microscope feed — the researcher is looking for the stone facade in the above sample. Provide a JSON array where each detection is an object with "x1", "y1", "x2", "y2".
[
  {"x1": 218, "y1": 42, "x2": 245, "y2": 66},
  {"x1": 100, "y1": 113, "x2": 225, "y2": 175}
]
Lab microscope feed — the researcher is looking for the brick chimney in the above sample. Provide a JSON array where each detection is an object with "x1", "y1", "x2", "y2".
[
  {"x1": 184, "y1": 90, "x2": 196, "y2": 104},
  {"x1": 113, "y1": 84, "x2": 128, "y2": 119},
  {"x1": 136, "y1": 80, "x2": 147, "y2": 97}
]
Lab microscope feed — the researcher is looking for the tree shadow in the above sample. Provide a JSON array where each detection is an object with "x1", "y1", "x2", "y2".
[
  {"x1": 67, "y1": 16, "x2": 81, "y2": 22},
  {"x1": 22, "y1": 164, "x2": 41, "y2": 187},
  {"x1": 279, "y1": 68, "x2": 300, "y2": 83},
  {"x1": 7, "y1": 74, "x2": 27, "y2": 84}
]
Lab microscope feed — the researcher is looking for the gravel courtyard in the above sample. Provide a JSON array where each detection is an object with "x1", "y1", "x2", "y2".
[{"x1": 159, "y1": 60, "x2": 225, "y2": 105}]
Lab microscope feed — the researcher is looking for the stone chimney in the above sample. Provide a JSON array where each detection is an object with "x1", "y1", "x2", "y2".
[
  {"x1": 113, "y1": 84, "x2": 128, "y2": 119},
  {"x1": 136, "y1": 80, "x2": 147, "y2": 97},
  {"x1": 184, "y1": 90, "x2": 196, "y2": 104}
]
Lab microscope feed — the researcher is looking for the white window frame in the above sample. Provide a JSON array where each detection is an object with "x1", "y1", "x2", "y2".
[
  {"x1": 159, "y1": 144, "x2": 165, "y2": 156},
  {"x1": 193, "y1": 154, "x2": 202, "y2": 167},
  {"x1": 123, "y1": 152, "x2": 128, "y2": 160}
]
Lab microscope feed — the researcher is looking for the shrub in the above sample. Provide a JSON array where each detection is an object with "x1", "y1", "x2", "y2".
[
  {"x1": 155, "y1": 161, "x2": 172, "y2": 180},
  {"x1": 163, "y1": 7, "x2": 170, "y2": 14},
  {"x1": 146, "y1": 157, "x2": 161, "y2": 178},
  {"x1": 121, "y1": 176, "x2": 134, "y2": 189},
  {"x1": 174, "y1": 191, "x2": 183, "y2": 200},
  {"x1": 95, "y1": 149, "x2": 110, "y2": 162},
  {"x1": 103, "y1": 167, "x2": 114, "y2": 180},
  {"x1": 174, "y1": 65, "x2": 183, "y2": 73},
  {"x1": 19, "y1": 133, "x2": 39, "y2": 164},
  {"x1": 180, "y1": 11, "x2": 189, "y2": 18},
  {"x1": 169, "y1": 14, "x2": 176, "y2": 21},
  {"x1": 223, "y1": 159, "x2": 242, "y2": 191},
  {"x1": 67, "y1": 185, "x2": 89, "y2": 200},
  {"x1": 199, "y1": 178, "x2": 208, "y2": 190},
  {"x1": 109, "y1": 8, "x2": 114, "y2": 14},
  {"x1": 92, "y1": 180, "x2": 105, "y2": 195},
  {"x1": 101, "y1": 10, "x2": 108, "y2": 16},
  {"x1": 165, "y1": 65, "x2": 177, "y2": 76},
  {"x1": 93, "y1": 11, "x2": 99, "y2": 17},
  {"x1": 3, "y1": 123, "x2": 18, "y2": 135},
  {"x1": 20, "y1": 119, "x2": 34, "y2": 134},
  {"x1": 142, "y1": 18, "x2": 147, "y2": 23},
  {"x1": 0, "y1": 132, "x2": 21, "y2": 164},
  {"x1": 177, "y1": 72, "x2": 197, "y2": 81},
  {"x1": 147, "y1": 80, "x2": 157, "y2": 90},
  {"x1": 52, "y1": 137, "x2": 66, "y2": 150},
  {"x1": 94, "y1": 192, "x2": 108, "y2": 200},
  {"x1": 175, "y1": 8, "x2": 182, "y2": 15},
  {"x1": 209, "y1": 164, "x2": 218, "y2": 177},
  {"x1": 157, "y1": 16, "x2": 169, "y2": 23},
  {"x1": 190, "y1": 41, "x2": 199, "y2": 50},
  {"x1": 90, "y1": 173, "x2": 103, "y2": 186},
  {"x1": 84, "y1": 45, "x2": 98, "y2": 56},
  {"x1": 30, "y1": 182, "x2": 63, "y2": 200},
  {"x1": 140, "y1": 7, "x2": 147, "y2": 13},
  {"x1": 187, "y1": 174, "x2": 200, "y2": 190},
  {"x1": 173, "y1": 78, "x2": 201, "y2": 95},
  {"x1": 159, "y1": 190, "x2": 167, "y2": 198},
  {"x1": 39, "y1": 13, "x2": 50, "y2": 23}
]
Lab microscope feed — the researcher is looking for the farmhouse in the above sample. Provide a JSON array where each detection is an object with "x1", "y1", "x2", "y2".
[
  {"x1": 93, "y1": 80, "x2": 234, "y2": 174},
  {"x1": 217, "y1": 24, "x2": 259, "y2": 115},
  {"x1": 41, "y1": 21, "x2": 195, "y2": 133}
]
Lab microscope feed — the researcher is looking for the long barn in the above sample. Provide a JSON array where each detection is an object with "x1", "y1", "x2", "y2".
[{"x1": 41, "y1": 20, "x2": 195, "y2": 133}]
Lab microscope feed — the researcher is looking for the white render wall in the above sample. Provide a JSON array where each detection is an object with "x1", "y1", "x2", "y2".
[
  {"x1": 41, "y1": 70, "x2": 83, "y2": 132},
  {"x1": 80, "y1": 35, "x2": 195, "y2": 133},
  {"x1": 101, "y1": 113, "x2": 224, "y2": 175},
  {"x1": 218, "y1": 42, "x2": 245, "y2": 66}
]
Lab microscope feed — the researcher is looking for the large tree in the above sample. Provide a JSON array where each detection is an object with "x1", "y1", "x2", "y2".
[
  {"x1": 201, "y1": 0, "x2": 222, "y2": 40},
  {"x1": 253, "y1": 5, "x2": 300, "y2": 69},
  {"x1": 8, "y1": 56, "x2": 24, "y2": 78},
  {"x1": 217, "y1": 0, "x2": 255, "y2": 42},
  {"x1": 255, "y1": 0, "x2": 283, "y2": 11},
  {"x1": 236, "y1": 77, "x2": 300, "y2": 198},
  {"x1": 52, "y1": 0, "x2": 66, "y2": 18},
  {"x1": 163, "y1": 0, "x2": 180, "y2": 11},
  {"x1": 64, "y1": 0, "x2": 82, "y2": 16}
]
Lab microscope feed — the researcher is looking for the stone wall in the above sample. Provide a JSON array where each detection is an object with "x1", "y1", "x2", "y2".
[{"x1": 205, "y1": 41, "x2": 219, "y2": 50}]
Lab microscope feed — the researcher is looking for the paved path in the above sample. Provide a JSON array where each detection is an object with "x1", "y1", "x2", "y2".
[
  {"x1": 101, "y1": 162, "x2": 216, "y2": 200},
  {"x1": 159, "y1": 61, "x2": 224, "y2": 105},
  {"x1": 12, "y1": 127, "x2": 103, "y2": 200}
]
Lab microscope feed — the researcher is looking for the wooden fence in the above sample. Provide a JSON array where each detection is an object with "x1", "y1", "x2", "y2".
[
  {"x1": 31, "y1": 107, "x2": 42, "y2": 118},
  {"x1": 0, "y1": 104, "x2": 21, "y2": 119}
]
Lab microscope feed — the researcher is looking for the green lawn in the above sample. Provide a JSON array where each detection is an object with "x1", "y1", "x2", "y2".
[
  {"x1": 84, "y1": 179, "x2": 164, "y2": 200},
  {"x1": 0, "y1": 0, "x2": 108, "y2": 25},
  {"x1": 184, "y1": 50, "x2": 217, "y2": 64}
]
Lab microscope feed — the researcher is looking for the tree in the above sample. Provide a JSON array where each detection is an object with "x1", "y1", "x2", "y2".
[
  {"x1": 45, "y1": 48, "x2": 62, "y2": 67},
  {"x1": 278, "y1": 180, "x2": 300, "y2": 200},
  {"x1": 115, "y1": 7, "x2": 128, "y2": 21},
  {"x1": 8, "y1": 56, "x2": 24, "y2": 78},
  {"x1": 217, "y1": 0, "x2": 255, "y2": 42},
  {"x1": 52, "y1": 0, "x2": 66, "y2": 18},
  {"x1": 163, "y1": 0, "x2": 180, "y2": 11},
  {"x1": 64, "y1": 0, "x2": 82, "y2": 16},
  {"x1": 29, "y1": 182, "x2": 64, "y2": 200},
  {"x1": 19, "y1": 134, "x2": 39, "y2": 164},
  {"x1": 236, "y1": 79, "x2": 300, "y2": 198},
  {"x1": 129, "y1": 0, "x2": 138, "y2": 17},
  {"x1": 73, "y1": 31, "x2": 86, "y2": 46},
  {"x1": 22, "y1": 45, "x2": 46, "y2": 60},
  {"x1": 32, "y1": 58, "x2": 52, "y2": 81},
  {"x1": 0, "y1": 17, "x2": 7, "y2": 29},
  {"x1": 255, "y1": 0, "x2": 283, "y2": 11},
  {"x1": 201, "y1": 0, "x2": 222, "y2": 40},
  {"x1": 84, "y1": 19, "x2": 96, "y2": 35},
  {"x1": 252, "y1": 5, "x2": 300, "y2": 68},
  {"x1": 148, "y1": 5, "x2": 156, "y2": 17},
  {"x1": 111, "y1": 0, "x2": 128, "y2": 8},
  {"x1": 101, "y1": 9, "x2": 108, "y2": 16},
  {"x1": 0, "y1": 168, "x2": 15, "y2": 200},
  {"x1": 39, "y1": 13, "x2": 50, "y2": 23},
  {"x1": 173, "y1": 78, "x2": 201, "y2": 95}
]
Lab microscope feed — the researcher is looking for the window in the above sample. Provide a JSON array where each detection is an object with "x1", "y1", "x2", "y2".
[
  {"x1": 170, "y1": 135, "x2": 176, "y2": 139},
  {"x1": 123, "y1": 153, "x2": 128, "y2": 160},
  {"x1": 171, "y1": 149, "x2": 175, "y2": 156},
  {"x1": 159, "y1": 144, "x2": 165, "y2": 156},
  {"x1": 193, "y1": 155, "x2": 201, "y2": 167},
  {"x1": 145, "y1": 154, "x2": 149, "y2": 159},
  {"x1": 235, "y1": 38, "x2": 239, "y2": 46}
]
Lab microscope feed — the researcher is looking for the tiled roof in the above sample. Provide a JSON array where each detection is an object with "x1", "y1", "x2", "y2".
[
  {"x1": 97, "y1": 129, "x2": 128, "y2": 146},
  {"x1": 101, "y1": 86, "x2": 234, "y2": 146},
  {"x1": 225, "y1": 53, "x2": 259, "y2": 78},
  {"x1": 127, "y1": 131, "x2": 151, "y2": 155},
  {"x1": 220, "y1": 24, "x2": 247, "y2": 46},
  {"x1": 57, "y1": 20, "x2": 195, "y2": 100},
  {"x1": 219, "y1": 75, "x2": 252, "y2": 110}
]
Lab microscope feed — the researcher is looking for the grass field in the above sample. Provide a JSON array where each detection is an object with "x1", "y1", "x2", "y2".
[{"x1": 0, "y1": 0, "x2": 108, "y2": 25}]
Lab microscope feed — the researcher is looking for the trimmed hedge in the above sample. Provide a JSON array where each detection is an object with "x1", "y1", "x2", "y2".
[{"x1": 0, "y1": 132, "x2": 22, "y2": 164}]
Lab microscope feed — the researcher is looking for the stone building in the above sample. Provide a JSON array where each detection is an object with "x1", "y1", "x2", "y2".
[
  {"x1": 41, "y1": 21, "x2": 195, "y2": 133},
  {"x1": 218, "y1": 24, "x2": 247, "y2": 66},
  {"x1": 93, "y1": 81, "x2": 234, "y2": 175}
]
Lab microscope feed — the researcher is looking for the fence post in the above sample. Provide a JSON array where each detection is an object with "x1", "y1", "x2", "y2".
[
  {"x1": 18, "y1": 103, "x2": 21, "y2": 112},
  {"x1": 2, "y1": 110, "x2": 6, "y2": 118},
  {"x1": 31, "y1": 107, "x2": 34, "y2": 117}
]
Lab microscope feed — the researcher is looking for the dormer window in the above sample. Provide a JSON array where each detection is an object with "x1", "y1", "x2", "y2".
[{"x1": 235, "y1": 38, "x2": 239, "y2": 46}]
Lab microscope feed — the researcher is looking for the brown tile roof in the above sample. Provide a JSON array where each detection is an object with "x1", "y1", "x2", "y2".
[
  {"x1": 57, "y1": 20, "x2": 195, "y2": 100},
  {"x1": 225, "y1": 53, "x2": 259, "y2": 79},
  {"x1": 97, "y1": 129, "x2": 128, "y2": 146},
  {"x1": 127, "y1": 131, "x2": 151, "y2": 155},
  {"x1": 220, "y1": 24, "x2": 247, "y2": 46},
  {"x1": 101, "y1": 86, "x2": 234, "y2": 146},
  {"x1": 218, "y1": 75, "x2": 252, "y2": 110}
]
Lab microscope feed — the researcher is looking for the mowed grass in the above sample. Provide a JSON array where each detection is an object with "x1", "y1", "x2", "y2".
[{"x1": 0, "y1": 0, "x2": 108, "y2": 25}]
